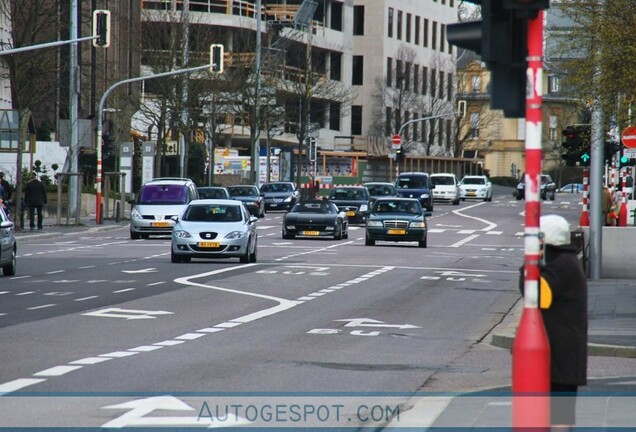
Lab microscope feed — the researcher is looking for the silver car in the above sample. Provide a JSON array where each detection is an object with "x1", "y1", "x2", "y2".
[
  {"x1": 0, "y1": 206, "x2": 16, "y2": 276},
  {"x1": 171, "y1": 199, "x2": 258, "y2": 263}
]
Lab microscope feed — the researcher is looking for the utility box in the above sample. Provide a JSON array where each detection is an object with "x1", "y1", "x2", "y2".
[{"x1": 570, "y1": 229, "x2": 587, "y2": 275}]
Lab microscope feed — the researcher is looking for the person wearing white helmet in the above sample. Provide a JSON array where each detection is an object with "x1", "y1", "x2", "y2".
[{"x1": 520, "y1": 214, "x2": 588, "y2": 431}]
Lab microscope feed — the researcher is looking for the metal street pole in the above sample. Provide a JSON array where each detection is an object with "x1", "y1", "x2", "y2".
[
  {"x1": 252, "y1": 0, "x2": 262, "y2": 185},
  {"x1": 512, "y1": 9, "x2": 550, "y2": 430},
  {"x1": 96, "y1": 65, "x2": 212, "y2": 224},
  {"x1": 179, "y1": 0, "x2": 190, "y2": 178},
  {"x1": 69, "y1": 0, "x2": 79, "y2": 218}
]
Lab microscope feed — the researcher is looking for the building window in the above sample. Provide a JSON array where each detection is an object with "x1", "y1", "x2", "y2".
[
  {"x1": 404, "y1": 62, "x2": 411, "y2": 91},
  {"x1": 406, "y1": 13, "x2": 412, "y2": 43},
  {"x1": 396, "y1": 59, "x2": 403, "y2": 88},
  {"x1": 329, "y1": 103, "x2": 341, "y2": 131},
  {"x1": 422, "y1": 66, "x2": 428, "y2": 95},
  {"x1": 548, "y1": 75, "x2": 561, "y2": 93},
  {"x1": 414, "y1": 67, "x2": 419, "y2": 94},
  {"x1": 397, "y1": 10, "x2": 403, "y2": 40},
  {"x1": 352, "y1": 56, "x2": 363, "y2": 85},
  {"x1": 353, "y1": 6, "x2": 365, "y2": 35},
  {"x1": 388, "y1": 8, "x2": 393, "y2": 38},
  {"x1": 386, "y1": 107, "x2": 392, "y2": 135},
  {"x1": 331, "y1": 2, "x2": 343, "y2": 31},
  {"x1": 404, "y1": 111, "x2": 410, "y2": 140},
  {"x1": 446, "y1": 119, "x2": 452, "y2": 149},
  {"x1": 351, "y1": 106, "x2": 362, "y2": 135},
  {"x1": 423, "y1": 19, "x2": 429, "y2": 48},
  {"x1": 470, "y1": 112, "x2": 480, "y2": 139},
  {"x1": 438, "y1": 118, "x2": 443, "y2": 146},
  {"x1": 440, "y1": 24, "x2": 446, "y2": 52},
  {"x1": 439, "y1": 70, "x2": 444, "y2": 99},
  {"x1": 330, "y1": 52, "x2": 342, "y2": 81},
  {"x1": 387, "y1": 57, "x2": 393, "y2": 87},
  {"x1": 447, "y1": 72, "x2": 453, "y2": 101},
  {"x1": 471, "y1": 75, "x2": 481, "y2": 93},
  {"x1": 432, "y1": 21, "x2": 437, "y2": 50},
  {"x1": 415, "y1": 17, "x2": 420, "y2": 45},
  {"x1": 430, "y1": 68, "x2": 436, "y2": 97},
  {"x1": 549, "y1": 115, "x2": 558, "y2": 141}
]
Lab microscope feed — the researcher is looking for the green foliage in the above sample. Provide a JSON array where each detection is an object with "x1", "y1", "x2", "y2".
[{"x1": 490, "y1": 176, "x2": 518, "y2": 187}]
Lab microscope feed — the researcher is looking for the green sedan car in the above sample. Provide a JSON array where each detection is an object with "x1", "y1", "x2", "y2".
[{"x1": 365, "y1": 197, "x2": 428, "y2": 248}]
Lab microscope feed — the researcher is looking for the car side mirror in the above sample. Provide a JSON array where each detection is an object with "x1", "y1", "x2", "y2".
[
  {"x1": 170, "y1": 215, "x2": 179, "y2": 222},
  {"x1": 249, "y1": 216, "x2": 258, "y2": 224},
  {"x1": 338, "y1": 211, "x2": 347, "y2": 219},
  {"x1": 127, "y1": 199, "x2": 136, "y2": 205},
  {"x1": 423, "y1": 211, "x2": 432, "y2": 218}
]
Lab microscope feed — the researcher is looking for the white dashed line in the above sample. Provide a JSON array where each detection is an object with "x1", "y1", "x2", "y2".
[
  {"x1": 16, "y1": 291, "x2": 35, "y2": 296},
  {"x1": 129, "y1": 345, "x2": 163, "y2": 352},
  {"x1": 69, "y1": 357, "x2": 112, "y2": 365},
  {"x1": 74, "y1": 296, "x2": 98, "y2": 302},
  {"x1": 176, "y1": 333, "x2": 206, "y2": 340},
  {"x1": 297, "y1": 296, "x2": 315, "y2": 301},
  {"x1": 0, "y1": 379, "x2": 47, "y2": 395},
  {"x1": 27, "y1": 304, "x2": 56, "y2": 310},
  {"x1": 34, "y1": 366, "x2": 83, "y2": 377},
  {"x1": 0, "y1": 291, "x2": 9, "y2": 295},
  {"x1": 308, "y1": 292, "x2": 326, "y2": 297},
  {"x1": 154, "y1": 340, "x2": 186, "y2": 346},
  {"x1": 45, "y1": 270, "x2": 65, "y2": 275},
  {"x1": 197, "y1": 328, "x2": 224, "y2": 333},
  {"x1": 214, "y1": 322, "x2": 242, "y2": 328},
  {"x1": 100, "y1": 351, "x2": 139, "y2": 358},
  {"x1": 113, "y1": 288, "x2": 135, "y2": 293},
  {"x1": 147, "y1": 282, "x2": 166, "y2": 286}
]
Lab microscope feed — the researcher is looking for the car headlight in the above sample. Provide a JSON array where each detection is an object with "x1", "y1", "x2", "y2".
[
  {"x1": 131, "y1": 208, "x2": 142, "y2": 219},
  {"x1": 283, "y1": 196, "x2": 292, "y2": 202},
  {"x1": 517, "y1": 184, "x2": 524, "y2": 189},
  {"x1": 286, "y1": 225, "x2": 296, "y2": 230},
  {"x1": 367, "y1": 220, "x2": 383, "y2": 227},
  {"x1": 325, "y1": 226, "x2": 334, "y2": 231},
  {"x1": 173, "y1": 230, "x2": 192, "y2": 239},
  {"x1": 420, "y1": 193, "x2": 429, "y2": 199},
  {"x1": 409, "y1": 221, "x2": 427, "y2": 228},
  {"x1": 225, "y1": 230, "x2": 245, "y2": 239},
  {"x1": 359, "y1": 204, "x2": 368, "y2": 212}
]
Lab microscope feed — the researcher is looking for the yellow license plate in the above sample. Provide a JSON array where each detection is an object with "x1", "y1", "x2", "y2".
[
  {"x1": 151, "y1": 221, "x2": 170, "y2": 227},
  {"x1": 303, "y1": 231, "x2": 320, "y2": 236},
  {"x1": 346, "y1": 211, "x2": 356, "y2": 217},
  {"x1": 388, "y1": 229, "x2": 406, "y2": 235},
  {"x1": 467, "y1": 192, "x2": 476, "y2": 196},
  {"x1": 198, "y1": 241, "x2": 220, "y2": 248}
]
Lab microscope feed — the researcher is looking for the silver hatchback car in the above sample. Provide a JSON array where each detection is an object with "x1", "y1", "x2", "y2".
[{"x1": 0, "y1": 206, "x2": 16, "y2": 276}]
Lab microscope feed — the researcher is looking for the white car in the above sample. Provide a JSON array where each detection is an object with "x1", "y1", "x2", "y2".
[
  {"x1": 459, "y1": 175, "x2": 493, "y2": 202},
  {"x1": 171, "y1": 199, "x2": 258, "y2": 263},
  {"x1": 430, "y1": 173, "x2": 461, "y2": 205}
]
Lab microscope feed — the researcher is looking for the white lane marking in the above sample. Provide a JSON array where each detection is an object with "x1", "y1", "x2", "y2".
[
  {"x1": 45, "y1": 270, "x2": 65, "y2": 274},
  {"x1": 69, "y1": 357, "x2": 113, "y2": 365},
  {"x1": 0, "y1": 291, "x2": 8, "y2": 295},
  {"x1": 100, "y1": 351, "x2": 139, "y2": 358},
  {"x1": 486, "y1": 231, "x2": 503, "y2": 235},
  {"x1": 82, "y1": 308, "x2": 173, "y2": 320},
  {"x1": 75, "y1": 296, "x2": 99, "y2": 302},
  {"x1": 0, "y1": 379, "x2": 47, "y2": 395},
  {"x1": 450, "y1": 234, "x2": 480, "y2": 248},
  {"x1": 113, "y1": 288, "x2": 135, "y2": 293},
  {"x1": 298, "y1": 296, "x2": 315, "y2": 301},
  {"x1": 16, "y1": 291, "x2": 35, "y2": 296},
  {"x1": 78, "y1": 265, "x2": 96, "y2": 269},
  {"x1": 44, "y1": 292, "x2": 73, "y2": 296},
  {"x1": 452, "y1": 202, "x2": 498, "y2": 231},
  {"x1": 214, "y1": 322, "x2": 242, "y2": 328},
  {"x1": 129, "y1": 346, "x2": 163, "y2": 352},
  {"x1": 34, "y1": 365, "x2": 83, "y2": 377},
  {"x1": 147, "y1": 282, "x2": 165, "y2": 286},
  {"x1": 308, "y1": 292, "x2": 326, "y2": 297},
  {"x1": 153, "y1": 340, "x2": 185, "y2": 346},
  {"x1": 175, "y1": 333, "x2": 206, "y2": 340},
  {"x1": 27, "y1": 304, "x2": 56, "y2": 310},
  {"x1": 197, "y1": 328, "x2": 224, "y2": 333},
  {"x1": 122, "y1": 268, "x2": 157, "y2": 274},
  {"x1": 458, "y1": 229, "x2": 476, "y2": 234}
]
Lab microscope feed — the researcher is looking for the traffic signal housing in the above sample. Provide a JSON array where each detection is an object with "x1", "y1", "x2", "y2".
[
  {"x1": 92, "y1": 10, "x2": 111, "y2": 48},
  {"x1": 561, "y1": 125, "x2": 591, "y2": 167},
  {"x1": 395, "y1": 147, "x2": 405, "y2": 163},
  {"x1": 446, "y1": 0, "x2": 549, "y2": 118},
  {"x1": 210, "y1": 44, "x2": 224, "y2": 73}
]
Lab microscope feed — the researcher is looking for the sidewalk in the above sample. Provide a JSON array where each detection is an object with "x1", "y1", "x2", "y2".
[
  {"x1": 14, "y1": 215, "x2": 126, "y2": 238},
  {"x1": 491, "y1": 279, "x2": 636, "y2": 358}
]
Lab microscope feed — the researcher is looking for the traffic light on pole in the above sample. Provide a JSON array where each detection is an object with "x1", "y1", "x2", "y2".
[
  {"x1": 446, "y1": 0, "x2": 549, "y2": 118},
  {"x1": 395, "y1": 147, "x2": 405, "y2": 163},
  {"x1": 210, "y1": 44, "x2": 224, "y2": 73},
  {"x1": 92, "y1": 10, "x2": 111, "y2": 48}
]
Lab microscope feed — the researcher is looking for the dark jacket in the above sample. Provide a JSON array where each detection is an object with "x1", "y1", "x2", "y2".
[
  {"x1": 520, "y1": 244, "x2": 588, "y2": 386},
  {"x1": 25, "y1": 179, "x2": 48, "y2": 207}
]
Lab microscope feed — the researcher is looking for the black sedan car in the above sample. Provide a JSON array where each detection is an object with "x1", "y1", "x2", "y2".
[
  {"x1": 282, "y1": 200, "x2": 349, "y2": 240},
  {"x1": 227, "y1": 185, "x2": 265, "y2": 218},
  {"x1": 327, "y1": 186, "x2": 371, "y2": 224},
  {"x1": 363, "y1": 181, "x2": 398, "y2": 205},
  {"x1": 516, "y1": 174, "x2": 556, "y2": 201},
  {"x1": 365, "y1": 197, "x2": 428, "y2": 248},
  {"x1": 260, "y1": 181, "x2": 299, "y2": 211},
  {"x1": 197, "y1": 186, "x2": 230, "y2": 199}
]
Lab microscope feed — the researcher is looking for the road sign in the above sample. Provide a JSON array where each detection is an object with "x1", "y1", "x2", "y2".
[
  {"x1": 621, "y1": 126, "x2": 636, "y2": 148},
  {"x1": 391, "y1": 134, "x2": 401, "y2": 147}
]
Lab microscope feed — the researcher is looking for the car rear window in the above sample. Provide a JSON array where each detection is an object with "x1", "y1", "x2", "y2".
[
  {"x1": 397, "y1": 176, "x2": 428, "y2": 188},
  {"x1": 431, "y1": 176, "x2": 455, "y2": 186},
  {"x1": 198, "y1": 188, "x2": 228, "y2": 199},
  {"x1": 261, "y1": 183, "x2": 292, "y2": 193},
  {"x1": 366, "y1": 184, "x2": 396, "y2": 196},
  {"x1": 462, "y1": 177, "x2": 485, "y2": 185},
  {"x1": 228, "y1": 187, "x2": 258, "y2": 197},
  {"x1": 138, "y1": 184, "x2": 188, "y2": 204}
]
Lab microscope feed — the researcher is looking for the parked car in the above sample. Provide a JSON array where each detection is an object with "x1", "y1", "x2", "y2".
[
  {"x1": 430, "y1": 173, "x2": 461, "y2": 205},
  {"x1": 516, "y1": 174, "x2": 556, "y2": 200},
  {"x1": 459, "y1": 175, "x2": 493, "y2": 202},
  {"x1": 282, "y1": 200, "x2": 348, "y2": 240},
  {"x1": 171, "y1": 199, "x2": 258, "y2": 263},
  {"x1": 559, "y1": 183, "x2": 584, "y2": 194},
  {"x1": 197, "y1": 186, "x2": 230, "y2": 200},
  {"x1": 129, "y1": 177, "x2": 199, "y2": 239},
  {"x1": 365, "y1": 197, "x2": 428, "y2": 248},
  {"x1": 395, "y1": 172, "x2": 435, "y2": 211},
  {"x1": 0, "y1": 205, "x2": 16, "y2": 276},
  {"x1": 227, "y1": 185, "x2": 265, "y2": 218},
  {"x1": 260, "y1": 181, "x2": 299, "y2": 211},
  {"x1": 363, "y1": 182, "x2": 398, "y2": 205},
  {"x1": 327, "y1": 186, "x2": 371, "y2": 224}
]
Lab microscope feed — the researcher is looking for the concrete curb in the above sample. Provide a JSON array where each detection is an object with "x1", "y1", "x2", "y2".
[{"x1": 490, "y1": 300, "x2": 636, "y2": 358}]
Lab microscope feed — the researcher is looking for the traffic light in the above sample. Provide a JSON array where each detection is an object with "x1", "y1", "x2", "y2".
[
  {"x1": 395, "y1": 147, "x2": 405, "y2": 163},
  {"x1": 446, "y1": 0, "x2": 549, "y2": 118},
  {"x1": 619, "y1": 147, "x2": 635, "y2": 168},
  {"x1": 560, "y1": 125, "x2": 590, "y2": 167},
  {"x1": 210, "y1": 44, "x2": 224, "y2": 73},
  {"x1": 605, "y1": 141, "x2": 621, "y2": 164},
  {"x1": 92, "y1": 10, "x2": 111, "y2": 48}
]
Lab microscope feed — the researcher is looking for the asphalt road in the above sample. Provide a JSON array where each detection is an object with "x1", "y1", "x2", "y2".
[{"x1": 1, "y1": 189, "x2": 634, "y2": 429}]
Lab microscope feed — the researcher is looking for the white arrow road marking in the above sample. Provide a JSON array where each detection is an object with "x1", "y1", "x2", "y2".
[
  {"x1": 439, "y1": 270, "x2": 486, "y2": 278},
  {"x1": 122, "y1": 268, "x2": 157, "y2": 274},
  {"x1": 82, "y1": 308, "x2": 173, "y2": 320},
  {"x1": 334, "y1": 318, "x2": 421, "y2": 330},
  {"x1": 102, "y1": 396, "x2": 250, "y2": 428}
]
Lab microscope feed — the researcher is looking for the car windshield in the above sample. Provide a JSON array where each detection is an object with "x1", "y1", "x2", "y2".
[
  {"x1": 374, "y1": 200, "x2": 421, "y2": 214},
  {"x1": 198, "y1": 188, "x2": 228, "y2": 199},
  {"x1": 291, "y1": 202, "x2": 335, "y2": 214},
  {"x1": 462, "y1": 177, "x2": 485, "y2": 185},
  {"x1": 366, "y1": 184, "x2": 395, "y2": 196},
  {"x1": 261, "y1": 183, "x2": 292, "y2": 193},
  {"x1": 397, "y1": 176, "x2": 428, "y2": 188},
  {"x1": 183, "y1": 204, "x2": 242, "y2": 222},
  {"x1": 541, "y1": 176, "x2": 552, "y2": 184},
  {"x1": 330, "y1": 189, "x2": 367, "y2": 200},
  {"x1": 138, "y1": 185, "x2": 188, "y2": 204},
  {"x1": 228, "y1": 187, "x2": 258, "y2": 197},
  {"x1": 431, "y1": 176, "x2": 455, "y2": 186}
]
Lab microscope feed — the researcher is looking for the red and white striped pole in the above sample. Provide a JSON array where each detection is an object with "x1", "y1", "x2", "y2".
[
  {"x1": 580, "y1": 168, "x2": 590, "y2": 227},
  {"x1": 619, "y1": 168, "x2": 628, "y2": 226},
  {"x1": 512, "y1": 9, "x2": 550, "y2": 430}
]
